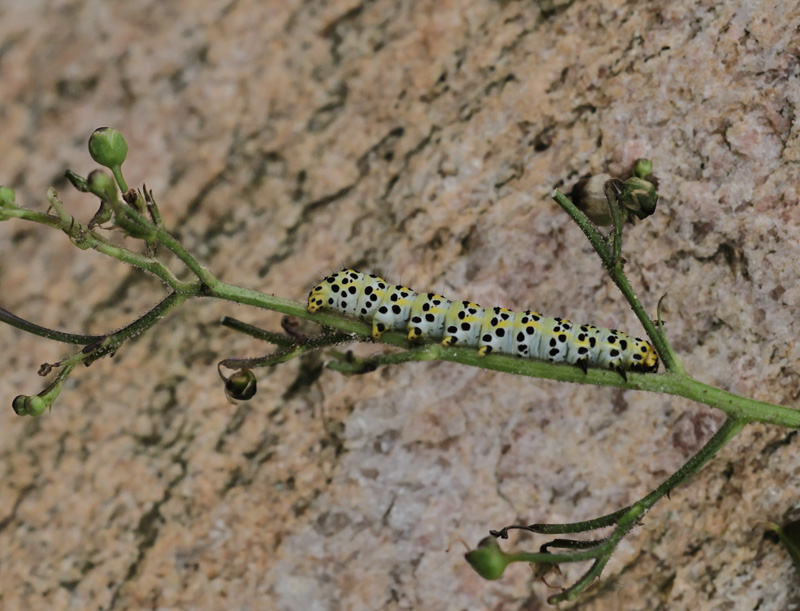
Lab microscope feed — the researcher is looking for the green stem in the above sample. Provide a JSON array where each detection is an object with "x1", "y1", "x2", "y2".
[
  {"x1": 220, "y1": 330, "x2": 352, "y2": 370},
  {"x1": 552, "y1": 189, "x2": 685, "y2": 374},
  {"x1": 100, "y1": 191, "x2": 218, "y2": 286},
  {"x1": 552, "y1": 189, "x2": 613, "y2": 268},
  {"x1": 48, "y1": 183, "x2": 214, "y2": 288},
  {"x1": 55, "y1": 290, "x2": 194, "y2": 370},
  {"x1": 527, "y1": 417, "x2": 743, "y2": 603},
  {"x1": 154, "y1": 227, "x2": 219, "y2": 287},
  {"x1": 220, "y1": 317, "x2": 299, "y2": 347},
  {"x1": 504, "y1": 536, "x2": 617, "y2": 565},
  {"x1": 609, "y1": 265, "x2": 685, "y2": 374},
  {"x1": 0, "y1": 306, "x2": 103, "y2": 345},
  {"x1": 635, "y1": 416, "x2": 745, "y2": 510},
  {"x1": 203, "y1": 283, "x2": 800, "y2": 429},
  {"x1": 550, "y1": 557, "x2": 609, "y2": 604},
  {"x1": 326, "y1": 343, "x2": 443, "y2": 374},
  {"x1": 19, "y1": 194, "x2": 188, "y2": 289},
  {"x1": 110, "y1": 164, "x2": 128, "y2": 192},
  {"x1": 495, "y1": 416, "x2": 745, "y2": 538},
  {"x1": 102, "y1": 289, "x2": 193, "y2": 348}
]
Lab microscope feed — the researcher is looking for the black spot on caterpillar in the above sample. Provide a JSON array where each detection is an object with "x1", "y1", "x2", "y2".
[{"x1": 308, "y1": 269, "x2": 659, "y2": 376}]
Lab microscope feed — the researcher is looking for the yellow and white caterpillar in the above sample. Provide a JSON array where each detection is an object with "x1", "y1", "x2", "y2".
[{"x1": 307, "y1": 269, "x2": 659, "y2": 378}]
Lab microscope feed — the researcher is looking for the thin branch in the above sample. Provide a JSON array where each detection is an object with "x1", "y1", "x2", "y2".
[
  {"x1": 483, "y1": 417, "x2": 746, "y2": 601},
  {"x1": 220, "y1": 316, "x2": 298, "y2": 347},
  {"x1": 552, "y1": 189, "x2": 686, "y2": 374},
  {"x1": 219, "y1": 329, "x2": 352, "y2": 370},
  {"x1": 0, "y1": 306, "x2": 103, "y2": 345}
]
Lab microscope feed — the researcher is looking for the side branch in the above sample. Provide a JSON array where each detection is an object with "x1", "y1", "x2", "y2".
[
  {"x1": 552, "y1": 189, "x2": 686, "y2": 374},
  {"x1": 0, "y1": 306, "x2": 104, "y2": 345}
]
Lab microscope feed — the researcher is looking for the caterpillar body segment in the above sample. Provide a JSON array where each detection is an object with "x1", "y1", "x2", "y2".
[
  {"x1": 442, "y1": 300, "x2": 485, "y2": 347},
  {"x1": 407, "y1": 293, "x2": 452, "y2": 341},
  {"x1": 355, "y1": 273, "x2": 390, "y2": 319},
  {"x1": 307, "y1": 269, "x2": 659, "y2": 376},
  {"x1": 477, "y1": 307, "x2": 516, "y2": 356},
  {"x1": 372, "y1": 284, "x2": 417, "y2": 339},
  {"x1": 538, "y1": 317, "x2": 574, "y2": 364},
  {"x1": 511, "y1": 310, "x2": 544, "y2": 359}
]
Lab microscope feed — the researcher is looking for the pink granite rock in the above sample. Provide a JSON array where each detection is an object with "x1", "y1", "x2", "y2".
[{"x1": 1, "y1": 1, "x2": 799, "y2": 609}]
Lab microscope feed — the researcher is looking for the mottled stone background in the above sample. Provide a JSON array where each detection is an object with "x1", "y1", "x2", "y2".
[{"x1": 1, "y1": 1, "x2": 799, "y2": 609}]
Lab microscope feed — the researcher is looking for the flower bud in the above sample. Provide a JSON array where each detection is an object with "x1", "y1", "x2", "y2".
[
  {"x1": 225, "y1": 368, "x2": 258, "y2": 401},
  {"x1": 633, "y1": 158, "x2": 653, "y2": 179},
  {"x1": 0, "y1": 185, "x2": 16, "y2": 207},
  {"x1": 571, "y1": 173, "x2": 614, "y2": 226},
  {"x1": 88, "y1": 202, "x2": 113, "y2": 228},
  {"x1": 621, "y1": 176, "x2": 658, "y2": 220},
  {"x1": 87, "y1": 169, "x2": 117, "y2": 203},
  {"x1": 88, "y1": 127, "x2": 128, "y2": 169},
  {"x1": 465, "y1": 537, "x2": 511, "y2": 580},
  {"x1": 12, "y1": 394, "x2": 47, "y2": 417}
]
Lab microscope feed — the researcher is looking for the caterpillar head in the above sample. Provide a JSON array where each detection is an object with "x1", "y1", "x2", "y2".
[
  {"x1": 630, "y1": 338, "x2": 659, "y2": 373},
  {"x1": 308, "y1": 271, "x2": 348, "y2": 313},
  {"x1": 307, "y1": 282, "x2": 330, "y2": 313}
]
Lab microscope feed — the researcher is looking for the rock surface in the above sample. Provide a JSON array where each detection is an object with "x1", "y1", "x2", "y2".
[{"x1": 1, "y1": 1, "x2": 799, "y2": 609}]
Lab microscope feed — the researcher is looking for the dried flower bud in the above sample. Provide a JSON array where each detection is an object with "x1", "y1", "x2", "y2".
[
  {"x1": 225, "y1": 368, "x2": 258, "y2": 401},
  {"x1": 571, "y1": 173, "x2": 614, "y2": 226},
  {"x1": 621, "y1": 176, "x2": 658, "y2": 220}
]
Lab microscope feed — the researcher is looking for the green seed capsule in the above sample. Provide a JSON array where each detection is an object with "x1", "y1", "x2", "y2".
[
  {"x1": 12, "y1": 395, "x2": 47, "y2": 417},
  {"x1": 88, "y1": 127, "x2": 128, "y2": 168},
  {"x1": 464, "y1": 537, "x2": 511, "y2": 580}
]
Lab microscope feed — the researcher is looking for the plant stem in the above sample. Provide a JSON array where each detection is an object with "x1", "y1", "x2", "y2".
[
  {"x1": 551, "y1": 189, "x2": 612, "y2": 268},
  {"x1": 326, "y1": 343, "x2": 443, "y2": 374},
  {"x1": 634, "y1": 416, "x2": 745, "y2": 509},
  {"x1": 5, "y1": 188, "x2": 799, "y2": 432},
  {"x1": 202, "y1": 283, "x2": 800, "y2": 429},
  {"x1": 0, "y1": 307, "x2": 104, "y2": 344},
  {"x1": 552, "y1": 189, "x2": 686, "y2": 374},
  {"x1": 7, "y1": 196, "x2": 187, "y2": 289},
  {"x1": 219, "y1": 330, "x2": 353, "y2": 370},
  {"x1": 110, "y1": 165, "x2": 128, "y2": 192},
  {"x1": 495, "y1": 416, "x2": 745, "y2": 537},
  {"x1": 93, "y1": 188, "x2": 218, "y2": 286},
  {"x1": 488, "y1": 416, "x2": 745, "y2": 603},
  {"x1": 220, "y1": 317, "x2": 299, "y2": 346},
  {"x1": 57, "y1": 290, "x2": 193, "y2": 368}
]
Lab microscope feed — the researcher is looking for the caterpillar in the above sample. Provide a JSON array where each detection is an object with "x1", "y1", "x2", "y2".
[{"x1": 307, "y1": 269, "x2": 659, "y2": 379}]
